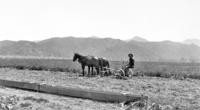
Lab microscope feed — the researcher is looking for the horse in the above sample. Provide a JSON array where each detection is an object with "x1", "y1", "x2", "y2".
[
  {"x1": 98, "y1": 57, "x2": 110, "y2": 76},
  {"x1": 73, "y1": 53, "x2": 100, "y2": 76}
]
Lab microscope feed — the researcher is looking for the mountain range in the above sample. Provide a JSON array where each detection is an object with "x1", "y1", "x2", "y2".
[
  {"x1": 0, "y1": 36, "x2": 200, "y2": 62},
  {"x1": 183, "y1": 39, "x2": 200, "y2": 47}
]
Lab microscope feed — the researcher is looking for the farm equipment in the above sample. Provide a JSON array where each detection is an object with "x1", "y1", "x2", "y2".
[{"x1": 101, "y1": 63, "x2": 134, "y2": 79}]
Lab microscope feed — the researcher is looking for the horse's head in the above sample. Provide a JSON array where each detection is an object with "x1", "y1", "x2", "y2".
[{"x1": 73, "y1": 53, "x2": 79, "y2": 62}]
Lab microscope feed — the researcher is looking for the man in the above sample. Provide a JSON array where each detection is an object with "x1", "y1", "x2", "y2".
[{"x1": 124, "y1": 53, "x2": 135, "y2": 77}]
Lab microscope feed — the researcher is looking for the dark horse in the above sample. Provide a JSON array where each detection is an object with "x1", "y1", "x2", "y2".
[
  {"x1": 98, "y1": 57, "x2": 110, "y2": 75},
  {"x1": 73, "y1": 53, "x2": 100, "y2": 76},
  {"x1": 98, "y1": 57, "x2": 110, "y2": 70}
]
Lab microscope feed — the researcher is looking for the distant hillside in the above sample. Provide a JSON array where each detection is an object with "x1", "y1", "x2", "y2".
[
  {"x1": 183, "y1": 39, "x2": 200, "y2": 47},
  {"x1": 128, "y1": 36, "x2": 148, "y2": 42},
  {"x1": 0, "y1": 37, "x2": 200, "y2": 62}
]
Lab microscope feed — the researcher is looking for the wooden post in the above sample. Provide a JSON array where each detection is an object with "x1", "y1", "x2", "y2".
[{"x1": 0, "y1": 79, "x2": 148, "y2": 103}]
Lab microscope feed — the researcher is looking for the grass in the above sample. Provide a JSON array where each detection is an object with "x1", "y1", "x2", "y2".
[
  {"x1": 23, "y1": 96, "x2": 49, "y2": 103},
  {"x1": 0, "y1": 57, "x2": 81, "y2": 73},
  {"x1": 111, "y1": 61, "x2": 200, "y2": 79},
  {"x1": 0, "y1": 56, "x2": 199, "y2": 109},
  {"x1": 0, "y1": 70, "x2": 199, "y2": 109},
  {"x1": 20, "y1": 102, "x2": 32, "y2": 108},
  {"x1": 0, "y1": 56, "x2": 199, "y2": 79}
]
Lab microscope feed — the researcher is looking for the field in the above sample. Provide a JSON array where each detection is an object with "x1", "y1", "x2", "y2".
[
  {"x1": 0, "y1": 69, "x2": 200, "y2": 109},
  {"x1": 0, "y1": 57, "x2": 200, "y2": 109},
  {"x1": 0, "y1": 57, "x2": 199, "y2": 79}
]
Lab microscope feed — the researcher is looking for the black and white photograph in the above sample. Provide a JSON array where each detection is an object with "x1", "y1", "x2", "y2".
[{"x1": 0, "y1": 0, "x2": 200, "y2": 110}]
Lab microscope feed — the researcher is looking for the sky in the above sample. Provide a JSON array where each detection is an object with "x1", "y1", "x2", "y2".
[{"x1": 0, "y1": 0, "x2": 200, "y2": 42}]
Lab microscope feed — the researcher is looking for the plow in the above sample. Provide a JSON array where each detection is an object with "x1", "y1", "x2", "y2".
[{"x1": 100, "y1": 64, "x2": 134, "y2": 79}]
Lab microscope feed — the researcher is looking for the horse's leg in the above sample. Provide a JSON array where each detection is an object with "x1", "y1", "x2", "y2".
[
  {"x1": 91, "y1": 66, "x2": 94, "y2": 76},
  {"x1": 96, "y1": 67, "x2": 99, "y2": 76},
  {"x1": 88, "y1": 66, "x2": 90, "y2": 77},
  {"x1": 107, "y1": 66, "x2": 111, "y2": 76},
  {"x1": 99, "y1": 66, "x2": 102, "y2": 76},
  {"x1": 82, "y1": 65, "x2": 85, "y2": 76},
  {"x1": 100, "y1": 66, "x2": 102, "y2": 76}
]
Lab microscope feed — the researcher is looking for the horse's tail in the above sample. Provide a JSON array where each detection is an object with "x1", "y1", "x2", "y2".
[{"x1": 107, "y1": 61, "x2": 110, "y2": 68}]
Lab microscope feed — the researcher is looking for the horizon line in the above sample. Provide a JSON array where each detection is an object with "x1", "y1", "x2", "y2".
[{"x1": 0, "y1": 36, "x2": 199, "y2": 43}]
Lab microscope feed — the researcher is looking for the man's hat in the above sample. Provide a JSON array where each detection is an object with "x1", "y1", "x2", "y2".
[{"x1": 128, "y1": 53, "x2": 133, "y2": 57}]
